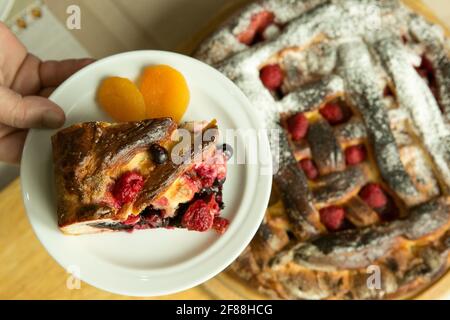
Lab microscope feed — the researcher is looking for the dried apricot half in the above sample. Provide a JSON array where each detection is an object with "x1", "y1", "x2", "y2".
[
  {"x1": 139, "y1": 65, "x2": 190, "y2": 122},
  {"x1": 97, "y1": 76, "x2": 146, "y2": 122}
]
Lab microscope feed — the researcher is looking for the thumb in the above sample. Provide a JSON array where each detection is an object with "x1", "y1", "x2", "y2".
[{"x1": 0, "y1": 86, "x2": 65, "y2": 129}]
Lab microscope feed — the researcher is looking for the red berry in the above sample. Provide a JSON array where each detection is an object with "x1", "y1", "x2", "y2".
[
  {"x1": 238, "y1": 11, "x2": 275, "y2": 45},
  {"x1": 112, "y1": 171, "x2": 144, "y2": 205},
  {"x1": 195, "y1": 163, "x2": 218, "y2": 188},
  {"x1": 319, "y1": 206, "x2": 345, "y2": 231},
  {"x1": 182, "y1": 196, "x2": 219, "y2": 232},
  {"x1": 260, "y1": 64, "x2": 283, "y2": 90},
  {"x1": 287, "y1": 113, "x2": 309, "y2": 141},
  {"x1": 319, "y1": 102, "x2": 345, "y2": 125},
  {"x1": 345, "y1": 145, "x2": 367, "y2": 165},
  {"x1": 212, "y1": 217, "x2": 230, "y2": 234},
  {"x1": 359, "y1": 183, "x2": 388, "y2": 208},
  {"x1": 299, "y1": 159, "x2": 318, "y2": 180}
]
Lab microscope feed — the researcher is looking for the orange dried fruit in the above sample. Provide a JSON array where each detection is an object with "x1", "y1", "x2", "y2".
[
  {"x1": 139, "y1": 65, "x2": 190, "y2": 122},
  {"x1": 97, "y1": 77, "x2": 146, "y2": 122}
]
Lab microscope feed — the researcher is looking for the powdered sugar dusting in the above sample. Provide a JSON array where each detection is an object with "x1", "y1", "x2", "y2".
[
  {"x1": 196, "y1": 0, "x2": 450, "y2": 300},
  {"x1": 196, "y1": 0, "x2": 449, "y2": 196},
  {"x1": 376, "y1": 38, "x2": 450, "y2": 191}
]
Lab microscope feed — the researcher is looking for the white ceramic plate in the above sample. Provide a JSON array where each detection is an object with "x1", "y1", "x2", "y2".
[
  {"x1": 21, "y1": 50, "x2": 272, "y2": 297},
  {"x1": 0, "y1": 0, "x2": 14, "y2": 21}
]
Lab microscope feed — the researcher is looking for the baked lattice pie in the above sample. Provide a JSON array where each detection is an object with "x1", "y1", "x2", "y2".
[
  {"x1": 196, "y1": 0, "x2": 450, "y2": 299},
  {"x1": 52, "y1": 118, "x2": 230, "y2": 235}
]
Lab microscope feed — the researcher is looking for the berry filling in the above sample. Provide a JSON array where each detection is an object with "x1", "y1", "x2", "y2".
[
  {"x1": 299, "y1": 158, "x2": 318, "y2": 180},
  {"x1": 94, "y1": 149, "x2": 230, "y2": 234},
  {"x1": 401, "y1": 34, "x2": 409, "y2": 44},
  {"x1": 319, "y1": 102, "x2": 348, "y2": 125},
  {"x1": 112, "y1": 171, "x2": 144, "y2": 206},
  {"x1": 220, "y1": 143, "x2": 234, "y2": 160},
  {"x1": 359, "y1": 183, "x2": 388, "y2": 209},
  {"x1": 260, "y1": 64, "x2": 284, "y2": 91},
  {"x1": 345, "y1": 145, "x2": 367, "y2": 165},
  {"x1": 149, "y1": 144, "x2": 168, "y2": 164},
  {"x1": 237, "y1": 10, "x2": 275, "y2": 45},
  {"x1": 287, "y1": 113, "x2": 309, "y2": 141},
  {"x1": 319, "y1": 206, "x2": 346, "y2": 231}
]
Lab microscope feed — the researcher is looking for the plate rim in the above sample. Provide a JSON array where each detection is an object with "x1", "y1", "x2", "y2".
[{"x1": 20, "y1": 50, "x2": 273, "y2": 297}]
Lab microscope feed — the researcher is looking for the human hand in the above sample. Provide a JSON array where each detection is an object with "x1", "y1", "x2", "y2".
[{"x1": 0, "y1": 22, "x2": 94, "y2": 164}]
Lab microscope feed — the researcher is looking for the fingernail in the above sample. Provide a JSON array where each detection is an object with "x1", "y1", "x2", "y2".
[{"x1": 42, "y1": 111, "x2": 65, "y2": 128}]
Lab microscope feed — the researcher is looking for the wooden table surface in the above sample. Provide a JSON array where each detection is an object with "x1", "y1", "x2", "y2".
[{"x1": 1, "y1": 0, "x2": 449, "y2": 300}]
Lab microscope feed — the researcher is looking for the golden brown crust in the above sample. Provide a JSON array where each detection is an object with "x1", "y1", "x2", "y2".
[
  {"x1": 52, "y1": 118, "x2": 219, "y2": 234},
  {"x1": 231, "y1": 197, "x2": 450, "y2": 299},
  {"x1": 52, "y1": 118, "x2": 177, "y2": 229}
]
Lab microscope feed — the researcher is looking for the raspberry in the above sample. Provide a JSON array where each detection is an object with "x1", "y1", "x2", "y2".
[
  {"x1": 299, "y1": 159, "x2": 318, "y2": 180},
  {"x1": 182, "y1": 196, "x2": 219, "y2": 232},
  {"x1": 220, "y1": 143, "x2": 233, "y2": 160},
  {"x1": 319, "y1": 206, "x2": 345, "y2": 231},
  {"x1": 319, "y1": 102, "x2": 345, "y2": 125},
  {"x1": 345, "y1": 145, "x2": 367, "y2": 165},
  {"x1": 194, "y1": 150, "x2": 228, "y2": 188},
  {"x1": 359, "y1": 183, "x2": 388, "y2": 208},
  {"x1": 101, "y1": 192, "x2": 120, "y2": 209},
  {"x1": 122, "y1": 214, "x2": 141, "y2": 225},
  {"x1": 238, "y1": 11, "x2": 275, "y2": 45},
  {"x1": 260, "y1": 64, "x2": 283, "y2": 90},
  {"x1": 195, "y1": 163, "x2": 218, "y2": 188},
  {"x1": 212, "y1": 217, "x2": 230, "y2": 234},
  {"x1": 112, "y1": 171, "x2": 144, "y2": 205},
  {"x1": 153, "y1": 196, "x2": 169, "y2": 209},
  {"x1": 287, "y1": 113, "x2": 309, "y2": 141}
]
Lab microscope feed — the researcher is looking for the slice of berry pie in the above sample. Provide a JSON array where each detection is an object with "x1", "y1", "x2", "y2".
[
  {"x1": 52, "y1": 118, "x2": 231, "y2": 235},
  {"x1": 196, "y1": 0, "x2": 450, "y2": 299}
]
